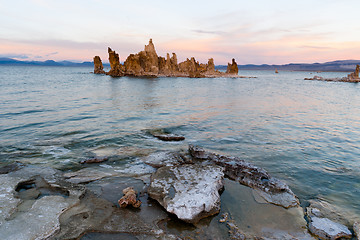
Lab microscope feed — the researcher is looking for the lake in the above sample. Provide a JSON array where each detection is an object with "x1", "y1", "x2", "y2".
[{"x1": 1, "y1": 66, "x2": 359, "y2": 236}]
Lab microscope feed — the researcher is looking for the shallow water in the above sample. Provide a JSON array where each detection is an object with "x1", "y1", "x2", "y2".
[{"x1": 1, "y1": 66, "x2": 360, "y2": 220}]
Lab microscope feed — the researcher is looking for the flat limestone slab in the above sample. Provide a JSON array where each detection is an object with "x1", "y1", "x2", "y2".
[{"x1": 148, "y1": 163, "x2": 224, "y2": 224}]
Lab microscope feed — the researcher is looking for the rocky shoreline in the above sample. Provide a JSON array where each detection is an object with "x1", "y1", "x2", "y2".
[
  {"x1": 93, "y1": 39, "x2": 251, "y2": 79},
  {"x1": 305, "y1": 65, "x2": 360, "y2": 83},
  {"x1": 1, "y1": 142, "x2": 359, "y2": 239}
]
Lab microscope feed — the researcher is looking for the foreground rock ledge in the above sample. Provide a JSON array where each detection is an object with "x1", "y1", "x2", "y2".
[
  {"x1": 189, "y1": 145, "x2": 299, "y2": 208},
  {"x1": 94, "y1": 39, "x2": 245, "y2": 78},
  {"x1": 148, "y1": 163, "x2": 224, "y2": 224}
]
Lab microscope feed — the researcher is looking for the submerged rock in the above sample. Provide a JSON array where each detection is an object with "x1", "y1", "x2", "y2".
[
  {"x1": 64, "y1": 168, "x2": 116, "y2": 184},
  {"x1": 118, "y1": 187, "x2": 141, "y2": 208},
  {"x1": 189, "y1": 145, "x2": 299, "y2": 208},
  {"x1": 148, "y1": 163, "x2": 224, "y2": 224},
  {"x1": 222, "y1": 179, "x2": 314, "y2": 239}
]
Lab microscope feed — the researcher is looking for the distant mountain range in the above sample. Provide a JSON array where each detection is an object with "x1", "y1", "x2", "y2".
[
  {"x1": 218, "y1": 60, "x2": 360, "y2": 72},
  {"x1": 1, "y1": 58, "x2": 359, "y2": 72},
  {"x1": 0, "y1": 57, "x2": 109, "y2": 67}
]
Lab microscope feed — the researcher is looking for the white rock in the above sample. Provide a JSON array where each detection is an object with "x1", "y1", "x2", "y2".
[
  {"x1": 148, "y1": 163, "x2": 224, "y2": 223},
  {"x1": 143, "y1": 151, "x2": 183, "y2": 168},
  {"x1": 308, "y1": 216, "x2": 352, "y2": 240},
  {"x1": 0, "y1": 175, "x2": 21, "y2": 224},
  {"x1": 0, "y1": 195, "x2": 72, "y2": 240}
]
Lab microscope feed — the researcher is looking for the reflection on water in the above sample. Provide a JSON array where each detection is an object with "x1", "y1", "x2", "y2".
[{"x1": 1, "y1": 66, "x2": 360, "y2": 219}]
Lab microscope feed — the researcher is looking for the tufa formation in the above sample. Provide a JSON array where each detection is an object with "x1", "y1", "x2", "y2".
[
  {"x1": 93, "y1": 39, "x2": 239, "y2": 78},
  {"x1": 93, "y1": 56, "x2": 105, "y2": 74}
]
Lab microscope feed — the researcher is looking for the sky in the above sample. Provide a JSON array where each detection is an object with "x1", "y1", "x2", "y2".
[{"x1": 1, "y1": 0, "x2": 360, "y2": 64}]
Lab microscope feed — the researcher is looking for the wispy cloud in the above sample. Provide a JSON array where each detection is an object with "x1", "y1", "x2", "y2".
[
  {"x1": 192, "y1": 29, "x2": 226, "y2": 35},
  {"x1": 300, "y1": 45, "x2": 334, "y2": 50},
  {"x1": 0, "y1": 54, "x2": 30, "y2": 59}
]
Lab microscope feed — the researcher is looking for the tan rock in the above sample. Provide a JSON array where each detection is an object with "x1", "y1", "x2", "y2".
[
  {"x1": 206, "y1": 58, "x2": 215, "y2": 73},
  {"x1": 93, "y1": 56, "x2": 105, "y2": 74},
  {"x1": 124, "y1": 53, "x2": 143, "y2": 76},
  {"x1": 107, "y1": 47, "x2": 124, "y2": 77},
  {"x1": 226, "y1": 58, "x2": 239, "y2": 74},
  {"x1": 95, "y1": 39, "x2": 245, "y2": 78},
  {"x1": 118, "y1": 187, "x2": 141, "y2": 208}
]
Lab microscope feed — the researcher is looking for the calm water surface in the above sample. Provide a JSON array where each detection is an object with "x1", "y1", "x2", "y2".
[{"x1": 1, "y1": 66, "x2": 360, "y2": 218}]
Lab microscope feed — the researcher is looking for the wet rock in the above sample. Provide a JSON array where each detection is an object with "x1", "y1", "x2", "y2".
[
  {"x1": 226, "y1": 58, "x2": 239, "y2": 75},
  {"x1": 0, "y1": 162, "x2": 24, "y2": 174},
  {"x1": 93, "y1": 56, "x2": 105, "y2": 74},
  {"x1": 306, "y1": 202, "x2": 352, "y2": 239},
  {"x1": 0, "y1": 167, "x2": 84, "y2": 240},
  {"x1": 305, "y1": 75, "x2": 324, "y2": 80},
  {"x1": 149, "y1": 129, "x2": 185, "y2": 141},
  {"x1": 0, "y1": 196, "x2": 72, "y2": 240},
  {"x1": 354, "y1": 222, "x2": 360, "y2": 239},
  {"x1": 0, "y1": 175, "x2": 22, "y2": 224},
  {"x1": 306, "y1": 199, "x2": 353, "y2": 227},
  {"x1": 148, "y1": 163, "x2": 224, "y2": 224},
  {"x1": 226, "y1": 221, "x2": 246, "y2": 240},
  {"x1": 80, "y1": 156, "x2": 109, "y2": 164},
  {"x1": 189, "y1": 145, "x2": 299, "y2": 208},
  {"x1": 143, "y1": 151, "x2": 189, "y2": 168},
  {"x1": 154, "y1": 134, "x2": 185, "y2": 142},
  {"x1": 118, "y1": 187, "x2": 141, "y2": 208},
  {"x1": 148, "y1": 129, "x2": 185, "y2": 141},
  {"x1": 308, "y1": 216, "x2": 351, "y2": 240},
  {"x1": 64, "y1": 168, "x2": 116, "y2": 184}
]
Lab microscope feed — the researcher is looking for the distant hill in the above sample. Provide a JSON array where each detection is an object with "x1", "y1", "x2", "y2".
[
  {"x1": 1, "y1": 58, "x2": 359, "y2": 72},
  {"x1": 217, "y1": 60, "x2": 360, "y2": 72},
  {"x1": 0, "y1": 58, "x2": 110, "y2": 67}
]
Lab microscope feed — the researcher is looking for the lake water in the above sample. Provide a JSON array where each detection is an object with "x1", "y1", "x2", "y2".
[{"x1": 1, "y1": 66, "x2": 360, "y2": 221}]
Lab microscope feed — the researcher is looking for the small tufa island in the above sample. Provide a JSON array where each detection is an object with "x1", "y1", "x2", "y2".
[
  {"x1": 305, "y1": 65, "x2": 360, "y2": 82},
  {"x1": 93, "y1": 39, "x2": 239, "y2": 78}
]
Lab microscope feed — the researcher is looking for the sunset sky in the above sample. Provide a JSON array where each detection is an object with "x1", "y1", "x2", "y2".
[{"x1": 1, "y1": 0, "x2": 360, "y2": 64}]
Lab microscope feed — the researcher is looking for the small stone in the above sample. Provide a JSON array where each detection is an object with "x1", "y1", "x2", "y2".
[
  {"x1": 118, "y1": 187, "x2": 141, "y2": 208},
  {"x1": 219, "y1": 212, "x2": 229, "y2": 223}
]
